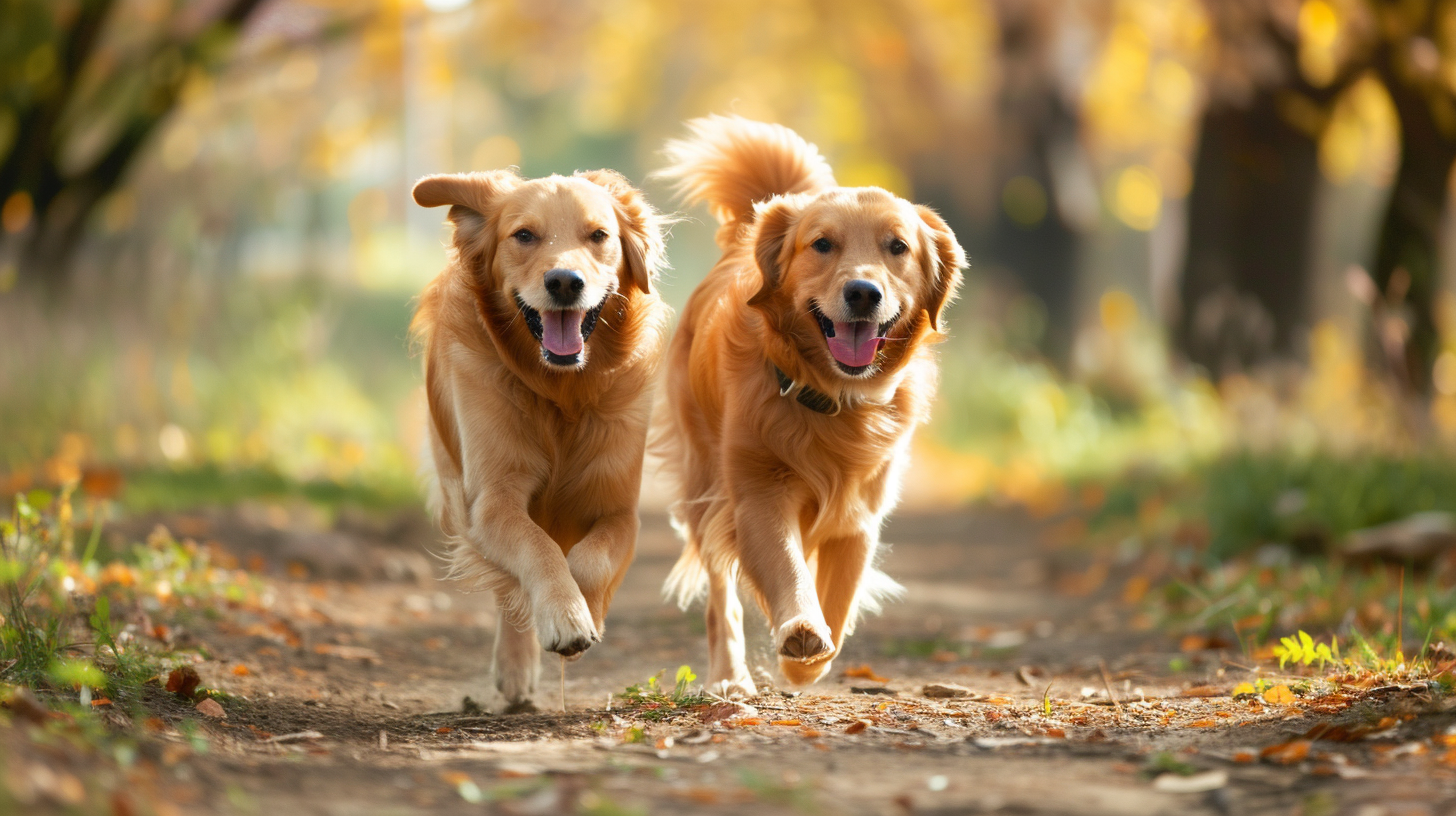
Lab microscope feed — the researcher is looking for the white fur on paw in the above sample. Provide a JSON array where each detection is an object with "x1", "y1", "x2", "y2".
[
  {"x1": 708, "y1": 677, "x2": 757, "y2": 700},
  {"x1": 533, "y1": 588, "x2": 599, "y2": 657}
]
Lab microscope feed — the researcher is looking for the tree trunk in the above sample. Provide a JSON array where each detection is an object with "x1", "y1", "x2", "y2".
[
  {"x1": 1177, "y1": 90, "x2": 1324, "y2": 376},
  {"x1": 1368, "y1": 82, "x2": 1456, "y2": 395}
]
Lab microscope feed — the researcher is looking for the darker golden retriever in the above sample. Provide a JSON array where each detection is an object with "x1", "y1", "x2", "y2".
[
  {"x1": 655, "y1": 115, "x2": 967, "y2": 696},
  {"x1": 411, "y1": 168, "x2": 670, "y2": 710}
]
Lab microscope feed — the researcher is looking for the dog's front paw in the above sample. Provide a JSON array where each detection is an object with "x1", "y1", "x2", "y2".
[
  {"x1": 775, "y1": 615, "x2": 834, "y2": 663},
  {"x1": 708, "y1": 676, "x2": 758, "y2": 700},
  {"x1": 779, "y1": 654, "x2": 833, "y2": 687},
  {"x1": 533, "y1": 588, "x2": 599, "y2": 657}
]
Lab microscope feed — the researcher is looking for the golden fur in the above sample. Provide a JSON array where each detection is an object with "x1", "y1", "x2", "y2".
[
  {"x1": 411, "y1": 168, "x2": 670, "y2": 710},
  {"x1": 654, "y1": 115, "x2": 966, "y2": 696}
]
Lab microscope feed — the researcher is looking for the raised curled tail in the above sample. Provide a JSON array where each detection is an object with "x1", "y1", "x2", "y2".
[{"x1": 656, "y1": 115, "x2": 835, "y2": 247}]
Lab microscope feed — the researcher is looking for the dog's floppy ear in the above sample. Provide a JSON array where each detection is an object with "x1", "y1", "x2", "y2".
[
  {"x1": 748, "y1": 194, "x2": 807, "y2": 307},
  {"x1": 576, "y1": 169, "x2": 667, "y2": 295},
  {"x1": 915, "y1": 205, "x2": 967, "y2": 332},
  {"x1": 412, "y1": 171, "x2": 521, "y2": 278}
]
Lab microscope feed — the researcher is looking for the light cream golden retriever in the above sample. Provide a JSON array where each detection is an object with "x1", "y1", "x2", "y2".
[
  {"x1": 655, "y1": 116, "x2": 966, "y2": 697},
  {"x1": 411, "y1": 168, "x2": 670, "y2": 711}
]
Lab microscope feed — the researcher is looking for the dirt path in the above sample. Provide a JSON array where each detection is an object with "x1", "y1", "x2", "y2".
[{"x1": 57, "y1": 508, "x2": 1456, "y2": 814}]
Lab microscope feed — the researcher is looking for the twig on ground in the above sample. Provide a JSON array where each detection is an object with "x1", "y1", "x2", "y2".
[{"x1": 1099, "y1": 660, "x2": 1124, "y2": 716}]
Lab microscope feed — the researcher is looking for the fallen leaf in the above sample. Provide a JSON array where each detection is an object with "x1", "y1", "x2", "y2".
[
  {"x1": 923, "y1": 682, "x2": 974, "y2": 699},
  {"x1": 1188, "y1": 719, "x2": 1218, "y2": 728},
  {"x1": 799, "y1": 728, "x2": 823, "y2": 738},
  {"x1": 436, "y1": 726, "x2": 454, "y2": 734},
  {"x1": 195, "y1": 698, "x2": 226, "y2": 719},
  {"x1": 89, "y1": 698, "x2": 113, "y2": 707},
  {"x1": 165, "y1": 666, "x2": 202, "y2": 700},
  {"x1": 1262, "y1": 685, "x2": 1295, "y2": 705},
  {"x1": 771, "y1": 719, "x2": 801, "y2": 726},
  {"x1": 700, "y1": 701, "x2": 758, "y2": 723},
  {"x1": 1259, "y1": 740, "x2": 1311, "y2": 764},
  {"x1": 844, "y1": 665, "x2": 890, "y2": 683},
  {"x1": 1231, "y1": 682, "x2": 1256, "y2": 697},
  {"x1": 1181, "y1": 685, "x2": 1225, "y2": 698},
  {"x1": 844, "y1": 719, "x2": 871, "y2": 734},
  {"x1": 231, "y1": 665, "x2": 251, "y2": 677},
  {"x1": 1230, "y1": 750, "x2": 1256, "y2": 764},
  {"x1": 0, "y1": 684, "x2": 53, "y2": 722}
]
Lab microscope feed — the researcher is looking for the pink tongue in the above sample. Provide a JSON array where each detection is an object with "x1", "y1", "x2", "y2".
[
  {"x1": 826, "y1": 321, "x2": 884, "y2": 367},
  {"x1": 541, "y1": 310, "x2": 586, "y2": 356}
]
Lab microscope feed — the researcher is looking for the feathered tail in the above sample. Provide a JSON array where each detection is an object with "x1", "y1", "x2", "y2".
[{"x1": 655, "y1": 114, "x2": 835, "y2": 247}]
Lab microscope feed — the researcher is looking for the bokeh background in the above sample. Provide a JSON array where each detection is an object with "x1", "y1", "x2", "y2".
[{"x1": 5, "y1": 0, "x2": 1456, "y2": 541}]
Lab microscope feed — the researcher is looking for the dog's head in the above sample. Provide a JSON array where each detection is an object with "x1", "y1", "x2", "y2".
[
  {"x1": 413, "y1": 168, "x2": 666, "y2": 370},
  {"x1": 749, "y1": 187, "x2": 966, "y2": 379}
]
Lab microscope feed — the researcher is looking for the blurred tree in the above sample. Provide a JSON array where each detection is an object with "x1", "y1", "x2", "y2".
[
  {"x1": 1177, "y1": 0, "x2": 1368, "y2": 376},
  {"x1": 1365, "y1": 0, "x2": 1456, "y2": 394},
  {"x1": 0, "y1": 0, "x2": 268, "y2": 293},
  {"x1": 980, "y1": 0, "x2": 1099, "y2": 366}
]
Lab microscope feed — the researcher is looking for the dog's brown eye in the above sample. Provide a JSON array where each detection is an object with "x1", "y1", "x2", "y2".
[
  {"x1": 513, "y1": 229, "x2": 536, "y2": 244},
  {"x1": 812, "y1": 237, "x2": 833, "y2": 254},
  {"x1": 888, "y1": 238, "x2": 908, "y2": 256},
  {"x1": 590, "y1": 229, "x2": 610, "y2": 243}
]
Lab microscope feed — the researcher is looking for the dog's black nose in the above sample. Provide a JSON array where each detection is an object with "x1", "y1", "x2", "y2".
[
  {"x1": 843, "y1": 279, "x2": 882, "y2": 318},
  {"x1": 544, "y1": 268, "x2": 585, "y2": 305}
]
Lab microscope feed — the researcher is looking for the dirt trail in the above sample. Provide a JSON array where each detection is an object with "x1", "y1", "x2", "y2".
[{"x1": 92, "y1": 509, "x2": 1456, "y2": 814}]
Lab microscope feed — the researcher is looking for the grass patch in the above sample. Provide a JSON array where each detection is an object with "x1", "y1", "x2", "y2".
[
  {"x1": 118, "y1": 464, "x2": 419, "y2": 514},
  {"x1": 1087, "y1": 450, "x2": 1456, "y2": 667},
  {"x1": 1, "y1": 487, "x2": 254, "y2": 704},
  {"x1": 616, "y1": 666, "x2": 714, "y2": 722}
]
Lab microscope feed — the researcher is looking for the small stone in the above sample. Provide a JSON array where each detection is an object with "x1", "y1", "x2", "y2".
[
  {"x1": 1152, "y1": 770, "x2": 1227, "y2": 793},
  {"x1": 923, "y1": 683, "x2": 974, "y2": 699},
  {"x1": 195, "y1": 698, "x2": 226, "y2": 719}
]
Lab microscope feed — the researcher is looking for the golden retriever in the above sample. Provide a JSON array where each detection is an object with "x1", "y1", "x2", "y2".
[
  {"x1": 655, "y1": 116, "x2": 966, "y2": 697},
  {"x1": 411, "y1": 168, "x2": 670, "y2": 711}
]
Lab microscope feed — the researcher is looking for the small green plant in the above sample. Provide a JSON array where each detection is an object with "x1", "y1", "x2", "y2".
[
  {"x1": 1143, "y1": 751, "x2": 1197, "y2": 778},
  {"x1": 617, "y1": 665, "x2": 713, "y2": 721},
  {"x1": 1273, "y1": 631, "x2": 1339, "y2": 670}
]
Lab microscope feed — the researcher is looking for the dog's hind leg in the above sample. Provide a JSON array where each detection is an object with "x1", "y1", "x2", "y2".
[
  {"x1": 491, "y1": 592, "x2": 541, "y2": 713},
  {"x1": 705, "y1": 564, "x2": 756, "y2": 699}
]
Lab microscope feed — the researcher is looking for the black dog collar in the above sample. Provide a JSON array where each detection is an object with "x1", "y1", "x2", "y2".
[{"x1": 773, "y1": 365, "x2": 840, "y2": 416}]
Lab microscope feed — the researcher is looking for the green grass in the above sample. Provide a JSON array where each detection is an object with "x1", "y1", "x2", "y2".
[
  {"x1": 616, "y1": 666, "x2": 715, "y2": 721},
  {"x1": 1085, "y1": 450, "x2": 1456, "y2": 662},
  {"x1": 1193, "y1": 453, "x2": 1456, "y2": 559},
  {"x1": 1, "y1": 488, "x2": 247, "y2": 702},
  {"x1": 117, "y1": 464, "x2": 419, "y2": 514}
]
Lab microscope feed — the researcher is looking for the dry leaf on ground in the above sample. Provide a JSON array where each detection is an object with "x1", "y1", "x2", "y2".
[
  {"x1": 166, "y1": 666, "x2": 202, "y2": 700},
  {"x1": 844, "y1": 665, "x2": 890, "y2": 683}
]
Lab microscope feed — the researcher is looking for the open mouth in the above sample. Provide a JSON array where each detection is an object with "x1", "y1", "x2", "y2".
[
  {"x1": 515, "y1": 294, "x2": 605, "y2": 367},
  {"x1": 810, "y1": 301, "x2": 898, "y2": 376}
]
